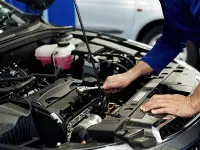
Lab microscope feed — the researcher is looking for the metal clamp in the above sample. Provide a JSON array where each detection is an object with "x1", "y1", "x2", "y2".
[{"x1": 76, "y1": 86, "x2": 103, "y2": 94}]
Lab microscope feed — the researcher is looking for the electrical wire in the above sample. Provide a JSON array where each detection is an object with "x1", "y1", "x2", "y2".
[
  {"x1": 0, "y1": 77, "x2": 36, "y2": 94},
  {"x1": 0, "y1": 67, "x2": 62, "y2": 82},
  {"x1": 0, "y1": 76, "x2": 30, "y2": 82},
  {"x1": 94, "y1": 53, "x2": 135, "y2": 66},
  {"x1": 40, "y1": 78, "x2": 50, "y2": 85},
  {"x1": 37, "y1": 82, "x2": 46, "y2": 88},
  {"x1": 31, "y1": 67, "x2": 62, "y2": 78},
  {"x1": 111, "y1": 62, "x2": 128, "y2": 71},
  {"x1": 73, "y1": 0, "x2": 102, "y2": 100},
  {"x1": 101, "y1": 61, "x2": 128, "y2": 72}
]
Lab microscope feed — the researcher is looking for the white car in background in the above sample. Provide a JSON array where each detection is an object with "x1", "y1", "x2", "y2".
[{"x1": 76, "y1": 0, "x2": 199, "y2": 67}]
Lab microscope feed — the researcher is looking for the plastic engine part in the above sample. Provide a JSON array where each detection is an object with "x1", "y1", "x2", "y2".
[{"x1": 35, "y1": 42, "x2": 75, "y2": 70}]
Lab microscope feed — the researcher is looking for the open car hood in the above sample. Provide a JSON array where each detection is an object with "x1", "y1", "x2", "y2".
[{"x1": 0, "y1": 1, "x2": 200, "y2": 150}]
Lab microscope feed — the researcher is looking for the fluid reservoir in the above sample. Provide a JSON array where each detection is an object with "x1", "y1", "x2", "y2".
[
  {"x1": 53, "y1": 33, "x2": 85, "y2": 47},
  {"x1": 35, "y1": 42, "x2": 75, "y2": 70}
]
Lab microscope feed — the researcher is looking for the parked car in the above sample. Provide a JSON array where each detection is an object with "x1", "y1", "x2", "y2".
[
  {"x1": 0, "y1": 1, "x2": 200, "y2": 150},
  {"x1": 76, "y1": 0, "x2": 199, "y2": 67}
]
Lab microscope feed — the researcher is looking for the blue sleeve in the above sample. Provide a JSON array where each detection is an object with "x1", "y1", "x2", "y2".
[
  {"x1": 189, "y1": 0, "x2": 200, "y2": 21},
  {"x1": 141, "y1": 20, "x2": 187, "y2": 73}
]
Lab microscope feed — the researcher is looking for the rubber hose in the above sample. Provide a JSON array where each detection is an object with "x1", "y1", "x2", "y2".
[{"x1": 0, "y1": 77, "x2": 35, "y2": 94}]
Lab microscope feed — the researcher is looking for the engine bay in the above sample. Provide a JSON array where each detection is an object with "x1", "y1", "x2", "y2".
[{"x1": 0, "y1": 29, "x2": 199, "y2": 149}]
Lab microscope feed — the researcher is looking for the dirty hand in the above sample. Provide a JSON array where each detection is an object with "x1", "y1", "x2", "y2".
[
  {"x1": 103, "y1": 72, "x2": 134, "y2": 93},
  {"x1": 140, "y1": 94, "x2": 196, "y2": 117}
]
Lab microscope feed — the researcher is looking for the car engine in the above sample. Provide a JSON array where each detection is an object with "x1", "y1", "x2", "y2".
[{"x1": 0, "y1": 30, "x2": 199, "y2": 150}]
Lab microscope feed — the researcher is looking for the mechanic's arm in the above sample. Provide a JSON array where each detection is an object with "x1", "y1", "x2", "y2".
[
  {"x1": 141, "y1": 83, "x2": 200, "y2": 118},
  {"x1": 104, "y1": 20, "x2": 186, "y2": 91},
  {"x1": 127, "y1": 20, "x2": 187, "y2": 78},
  {"x1": 140, "y1": 2, "x2": 200, "y2": 117},
  {"x1": 141, "y1": 22, "x2": 186, "y2": 73},
  {"x1": 103, "y1": 61, "x2": 153, "y2": 91},
  {"x1": 190, "y1": 85, "x2": 200, "y2": 115},
  {"x1": 140, "y1": 21, "x2": 199, "y2": 117}
]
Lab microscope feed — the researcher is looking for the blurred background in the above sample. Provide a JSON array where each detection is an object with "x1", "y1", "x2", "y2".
[{"x1": 5, "y1": 0, "x2": 200, "y2": 70}]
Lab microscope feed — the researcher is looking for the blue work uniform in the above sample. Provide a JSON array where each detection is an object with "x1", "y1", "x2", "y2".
[{"x1": 142, "y1": 0, "x2": 200, "y2": 73}]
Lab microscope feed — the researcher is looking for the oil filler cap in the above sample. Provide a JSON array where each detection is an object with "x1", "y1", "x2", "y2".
[
  {"x1": 58, "y1": 42, "x2": 70, "y2": 47},
  {"x1": 83, "y1": 77, "x2": 97, "y2": 87},
  {"x1": 57, "y1": 31, "x2": 69, "y2": 37}
]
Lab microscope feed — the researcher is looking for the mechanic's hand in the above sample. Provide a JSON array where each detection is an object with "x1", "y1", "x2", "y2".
[
  {"x1": 103, "y1": 72, "x2": 134, "y2": 93},
  {"x1": 140, "y1": 94, "x2": 196, "y2": 117}
]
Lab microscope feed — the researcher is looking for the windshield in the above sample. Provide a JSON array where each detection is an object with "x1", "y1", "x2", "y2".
[{"x1": 0, "y1": 3, "x2": 25, "y2": 34}]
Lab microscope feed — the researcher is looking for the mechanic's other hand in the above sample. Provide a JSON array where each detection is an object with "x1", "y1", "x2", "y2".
[
  {"x1": 103, "y1": 72, "x2": 134, "y2": 93},
  {"x1": 140, "y1": 94, "x2": 196, "y2": 117}
]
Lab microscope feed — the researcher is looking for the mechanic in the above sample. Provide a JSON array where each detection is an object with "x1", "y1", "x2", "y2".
[{"x1": 103, "y1": 0, "x2": 200, "y2": 118}]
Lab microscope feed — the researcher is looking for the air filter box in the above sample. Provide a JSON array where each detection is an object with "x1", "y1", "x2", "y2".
[{"x1": 0, "y1": 102, "x2": 38, "y2": 145}]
